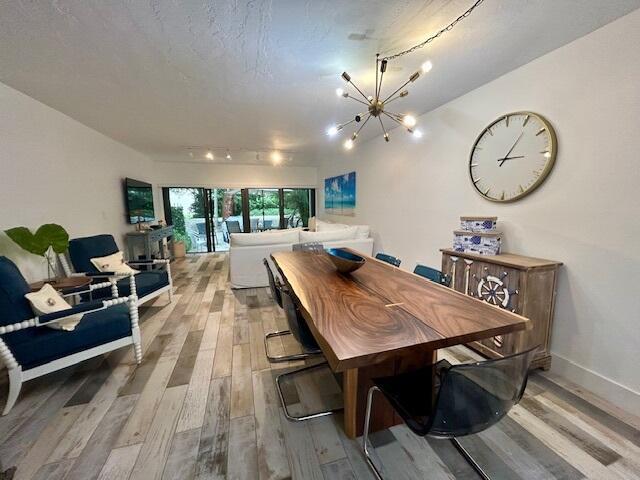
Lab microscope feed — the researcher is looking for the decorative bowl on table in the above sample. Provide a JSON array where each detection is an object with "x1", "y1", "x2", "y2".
[{"x1": 326, "y1": 248, "x2": 365, "y2": 274}]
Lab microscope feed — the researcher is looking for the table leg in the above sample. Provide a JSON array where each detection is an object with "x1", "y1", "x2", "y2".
[{"x1": 342, "y1": 349, "x2": 436, "y2": 438}]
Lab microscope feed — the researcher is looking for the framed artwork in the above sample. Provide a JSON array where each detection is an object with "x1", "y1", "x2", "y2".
[{"x1": 324, "y1": 171, "x2": 356, "y2": 216}]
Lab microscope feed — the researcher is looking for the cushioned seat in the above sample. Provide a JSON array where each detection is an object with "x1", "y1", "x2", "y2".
[
  {"x1": 68, "y1": 234, "x2": 171, "y2": 302},
  {"x1": 117, "y1": 270, "x2": 169, "y2": 298},
  {"x1": 3, "y1": 303, "x2": 132, "y2": 369}
]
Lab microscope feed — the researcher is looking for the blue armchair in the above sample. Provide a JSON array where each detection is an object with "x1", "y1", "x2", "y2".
[
  {"x1": 62, "y1": 234, "x2": 173, "y2": 306},
  {"x1": 0, "y1": 256, "x2": 142, "y2": 415}
]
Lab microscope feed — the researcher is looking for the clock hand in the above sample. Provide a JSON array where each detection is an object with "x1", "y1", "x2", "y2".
[
  {"x1": 497, "y1": 155, "x2": 525, "y2": 166},
  {"x1": 499, "y1": 132, "x2": 524, "y2": 165}
]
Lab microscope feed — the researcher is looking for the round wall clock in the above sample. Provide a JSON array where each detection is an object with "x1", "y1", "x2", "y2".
[{"x1": 469, "y1": 111, "x2": 557, "y2": 202}]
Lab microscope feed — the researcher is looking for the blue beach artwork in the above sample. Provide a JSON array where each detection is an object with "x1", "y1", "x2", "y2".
[{"x1": 324, "y1": 171, "x2": 356, "y2": 216}]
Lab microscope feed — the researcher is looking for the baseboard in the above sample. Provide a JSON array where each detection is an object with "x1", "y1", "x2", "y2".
[{"x1": 550, "y1": 353, "x2": 640, "y2": 417}]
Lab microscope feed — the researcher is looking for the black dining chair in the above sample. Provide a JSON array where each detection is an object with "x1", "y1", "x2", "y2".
[
  {"x1": 375, "y1": 252, "x2": 401, "y2": 267},
  {"x1": 263, "y1": 258, "x2": 322, "y2": 363},
  {"x1": 274, "y1": 288, "x2": 343, "y2": 421},
  {"x1": 362, "y1": 346, "x2": 538, "y2": 480},
  {"x1": 413, "y1": 264, "x2": 451, "y2": 287}
]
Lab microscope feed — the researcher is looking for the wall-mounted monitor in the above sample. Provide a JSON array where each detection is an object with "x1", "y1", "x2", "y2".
[{"x1": 125, "y1": 178, "x2": 155, "y2": 224}]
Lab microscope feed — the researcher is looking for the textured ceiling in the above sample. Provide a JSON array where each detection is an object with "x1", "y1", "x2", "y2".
[{"x1": 1, "y1": 0, "x2": 639, "y2": 165}]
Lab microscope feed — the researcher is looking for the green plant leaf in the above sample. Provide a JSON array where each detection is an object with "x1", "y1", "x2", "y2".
[
  {"x1": 4, "y1": 227, "x2": 48, "y2": 256},
  {"x1": 35, "y1": 224, "x2": 69, "y2": 253}
]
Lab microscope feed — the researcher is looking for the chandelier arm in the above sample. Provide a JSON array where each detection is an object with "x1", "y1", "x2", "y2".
[
  {"x1": 378, "y1": 116, "x2": 388, "y2": 138},
  {"x1": 381, "y1": 111, "x2": 406, "y2": 127},
  {"x1": 384, "y1": 94, "x2": 404, "y2": 105},
  {"x1": 345, "y1": 95, "x2": 371, "y2": 107},
  {"x1": 382, "y1": 79, "x2": 412, "y2": 104},
  {"x1": 348, "y1": 81, "x2": 372, "y2": 104},
  {"x1": 355, "y1": 113, "x2": 373, "y2": 136},
  {"x1": 383, "y1": 110, "x2": 405, "y2": 120}
]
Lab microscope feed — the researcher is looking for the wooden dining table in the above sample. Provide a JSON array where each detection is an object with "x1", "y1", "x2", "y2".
[{"x1": 271, "y1": 249, "x2": 530, "y2": 438}]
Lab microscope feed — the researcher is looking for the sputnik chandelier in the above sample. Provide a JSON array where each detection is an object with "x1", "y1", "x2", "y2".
[{"x1": 327, "y1": 0, "x2": 484, "y2": 150}]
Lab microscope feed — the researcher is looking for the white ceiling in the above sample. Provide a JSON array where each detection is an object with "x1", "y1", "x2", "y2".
[{"x1": 1, "y1": 0, "x2": 639, "y2": 166}]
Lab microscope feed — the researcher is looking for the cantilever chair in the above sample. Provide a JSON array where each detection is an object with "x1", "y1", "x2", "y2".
[
  {"x1": 61, "y1": 234, "x2": 172, "y2": 306},
  {"x1": 274, "y1": 287, "x2": 343, "y2": 421},
  {"x1": 413, "y1": 264, "x2": 451, "y2": 286},
  {"x1": 0, "y1": 256, "x2": 142, "y2": 415},
  {"x1": 263, "y1": 258, "x2": 321, "y2": 363},
  {"x1": 375, "y1": 252, "x2": 401, "y2": 267},
  {"x1": 362, "y1": 346, "x2": 538, "y2": 480}
]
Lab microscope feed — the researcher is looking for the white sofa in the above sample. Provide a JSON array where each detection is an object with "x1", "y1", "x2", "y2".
[{"x1": 229, "y1": 221, "x2": 373, "y2": 289}]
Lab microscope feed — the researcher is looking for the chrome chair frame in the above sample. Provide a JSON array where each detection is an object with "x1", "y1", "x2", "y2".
[
  {"x1": 275, "y1": 361, "x2": 343, "y2": 421},
  {"x1": 264, "y1": 330, "x2": 322, "y2": 363},
  {"x1": 362, "y1": 386, "x2": 490, "y2": 480}
]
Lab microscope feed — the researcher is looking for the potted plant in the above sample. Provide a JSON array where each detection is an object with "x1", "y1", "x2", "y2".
[{"x1": 4, "y1": 224, "x2": 70, "y2": 279}]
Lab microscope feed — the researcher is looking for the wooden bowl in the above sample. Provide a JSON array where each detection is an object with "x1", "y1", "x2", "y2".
[{"x1": 326, "y1": 248, "x2": 365, "y2": 274}]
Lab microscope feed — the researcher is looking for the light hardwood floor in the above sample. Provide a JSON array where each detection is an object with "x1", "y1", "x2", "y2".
[{"x1": 1, "y1": 253, "x2": 639, "y2": 480}]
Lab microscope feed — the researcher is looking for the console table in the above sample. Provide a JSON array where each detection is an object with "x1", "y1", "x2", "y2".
[
  {"x1": 126, "y1": 226, "x2": 174, "y2": 261},
  {"x1": 441, "y1": 249, "x2": 562, "y2": 370}
]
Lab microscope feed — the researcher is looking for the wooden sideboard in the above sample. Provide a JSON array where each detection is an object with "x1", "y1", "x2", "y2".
[{"x1": 441, "y1": 249, "x2": 562, "y2": 370}]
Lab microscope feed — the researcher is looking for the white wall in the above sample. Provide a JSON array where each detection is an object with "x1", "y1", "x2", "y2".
[
  {"x1": 318, "y1": 10, "x2": 640, "y2": 413},
  {"x1": 0, "y1": 81, "x2": 156, "y2": 281}
]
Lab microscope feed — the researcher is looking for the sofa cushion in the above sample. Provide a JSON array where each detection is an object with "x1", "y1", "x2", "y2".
[
  {"x1": 353, "y1": 225, "x2": 371, "y2": 239},
  {"x1": 0, "y1": 256, "x2": 34, "y2": 327},
  {"x1": 90, "y1": 270, "x2": 170, "y2": 301},
  {"x1": 300, "y1": 227, "x2": 357, "y2": 243},
  {"x1": 316, "y1": 221, "x2": 349, "y2": 232},
  {"x1": 2, "y1": 303, "x2": 132, "y2": 369},
  {"x1": 231, "y1": 229, "x2": 300, "y2": 247},
  {"x1": 69, "y1": 235, "x2": 120, "y2": 274}
]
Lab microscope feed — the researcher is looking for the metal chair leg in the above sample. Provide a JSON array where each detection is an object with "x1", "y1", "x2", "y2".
[
  {"x1": 275, "y1": 362, "x2": 343, "y2": 421},
  {"x1": 362, "y1": 386, "x2": 492, "y2": 480},
  {"x1": 264, "y1": 330, "x2": 321, "y2": 363},
  {"x1": 362, "y1": 386, "x2": 384, "y2": 480},
  {"x1": 451, "y1": 437, "x2": 491, "y2": 480}
]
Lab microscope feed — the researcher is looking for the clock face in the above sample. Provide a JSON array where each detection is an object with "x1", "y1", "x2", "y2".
[{"x1": 469, "y1": 112, "x2": 557, "y2": 202}]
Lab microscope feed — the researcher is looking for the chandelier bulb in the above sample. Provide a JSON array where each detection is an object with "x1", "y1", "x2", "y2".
[
  {"x1": 341, "y1": 72, "x2": 351, "y2": 82},
  {"x1": 351, "y1": 132, "x2": 357, "y2": 141},
  {"x1": 409, "y1": 71, "x2": 420, "y2": 82},
  {"x1": 327, "y1": 125, "x2": 340, "y2": 136},
  {"x1": 413, "y1": 129, "x2": 423, "y2": 139},
  {"x1": 380, "y1": 59, "x2": 387, "y2": 73},
  {"x1": 205, "y1": 151, "x2": 214, "y2": 160},
  {"x1": 400, "y1": 90, "x2": 409, "y2": 98},
  {"x1": 402, "y1": 115, "x2": 417, "y2": 127},
  {"x1": 367, "y1": 95, "x2": 374, "y2": 102},
  {"x1": 421, "y1": 60, "x2": 433, "y2": 73},
  {"x1": 342, "y1": 92, "x2": 349, "y2": 98},
  {"x1": 355, "y1": 115, "x2": 362, "y2": 122},
  {"x1": 384, "y1": 133, "x2": 390, "y2": 142},
  {"x1": 344, "y1": 139, "x2": 354, "y2": 150},
  {"x1": 336, "y1": 88, "x2": 344, "y2": 97}
]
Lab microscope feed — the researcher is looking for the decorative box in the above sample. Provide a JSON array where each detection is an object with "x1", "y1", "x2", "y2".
[
  {"x1": 453, "y1": 230, "x2": 501, "y2": 255},
  {"x1": 460, "y1": 216, "x2": 497, "y2": 232}
]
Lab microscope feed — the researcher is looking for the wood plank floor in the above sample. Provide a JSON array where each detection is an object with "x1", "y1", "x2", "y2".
[{"x1": 1, "y1": 253, "x2": 639, "y2": 479}]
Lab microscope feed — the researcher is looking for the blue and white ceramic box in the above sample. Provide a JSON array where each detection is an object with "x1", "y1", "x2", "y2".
[
  {"x1": 453, "y1": 230, "x2": 501, "y2": 255},
  {"x1": 460, "y1": 216, "x2": 497, "y2": 232}
]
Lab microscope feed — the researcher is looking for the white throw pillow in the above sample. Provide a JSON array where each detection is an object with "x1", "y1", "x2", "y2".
[
  {"x1": 353, "y1": 225, "x2": 371, "y2": 239},
  {"x1": 300, "y1": 226, "x2": 358, "y2": 243},
  {"x1": 25, "y1": 283, "x2": 83, "y2": 331},
  {"x1": 231, "y1": 229, "x2": 300, "y2": 247},
  {"x1": 316, "y1": 221, "x2": 349, "y2": 232},
  {"x1": 90, "y1": 251, "x2": 138, "y2": 275}
]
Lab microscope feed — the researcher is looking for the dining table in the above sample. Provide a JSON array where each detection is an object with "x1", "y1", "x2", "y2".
[{"x1": 270, "y1": 249, "x2": 530, "y2": 438}]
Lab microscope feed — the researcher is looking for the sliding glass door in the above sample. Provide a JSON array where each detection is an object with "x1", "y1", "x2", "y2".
[{"x1": 163, "y1": 187, "x2": 316, "y2": 251}]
